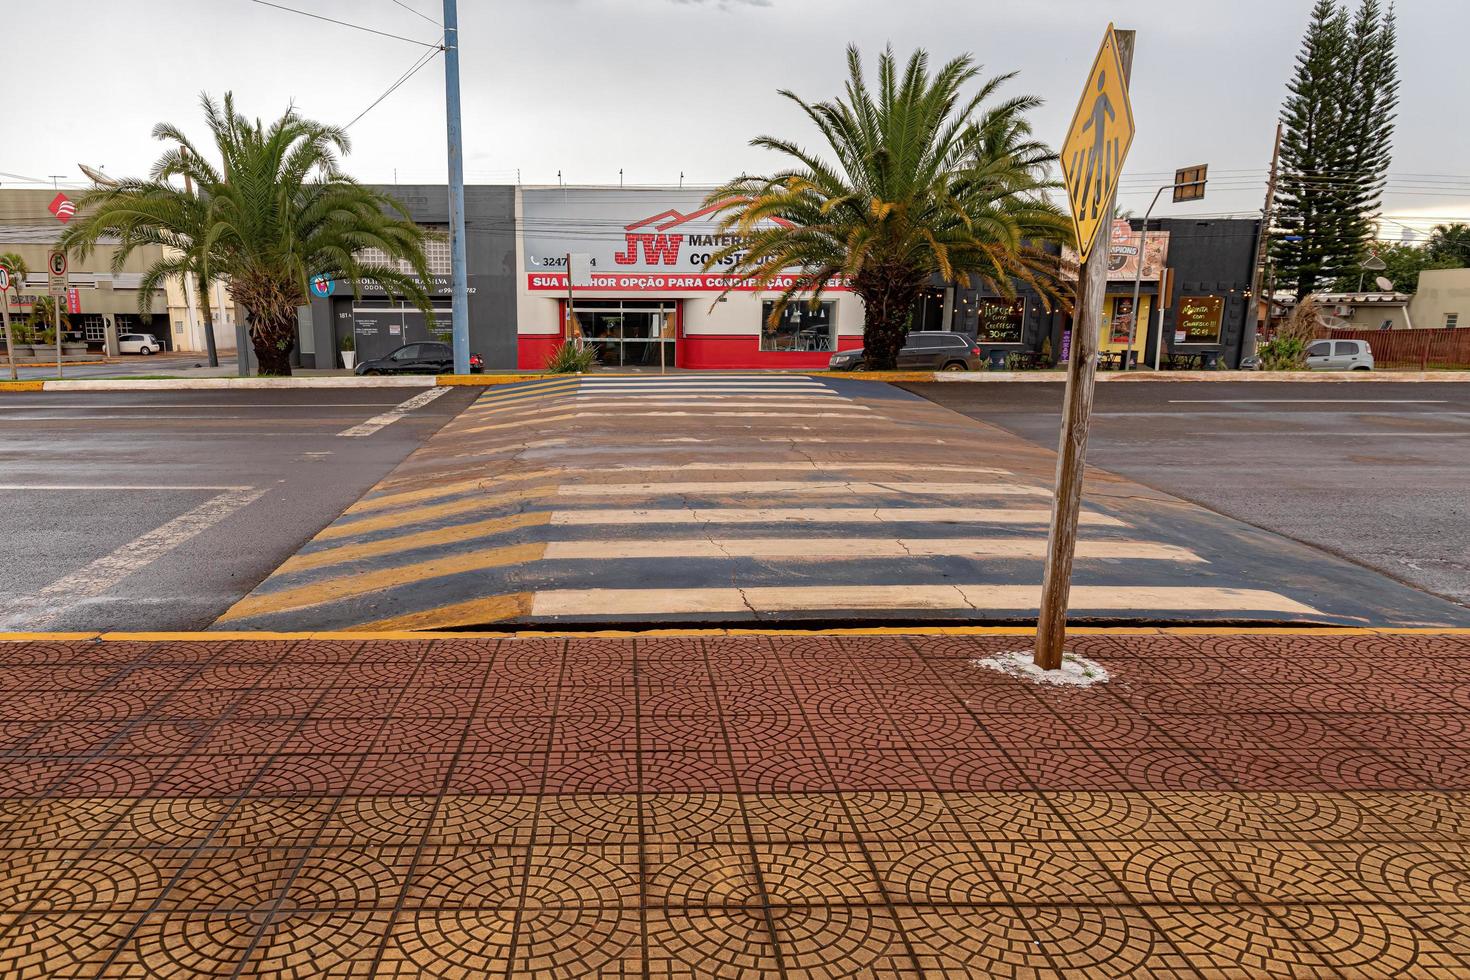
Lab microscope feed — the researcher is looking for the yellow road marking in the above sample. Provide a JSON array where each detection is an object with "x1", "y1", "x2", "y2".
[
  {"x1": 218, "y1": 542, "x2": 546, "y2": 622},
  {"x1": 541, "y1": 537, "x2": 1202, "y2": 562},
  {"x1": 530, "y1": 585, "x2": 1322, "y2": 618},
  {"x1": 350, "y1": 593, "x2": 533, "y2": 630},
  {"x1": 316, "y1": 486, "x2": 552, "y2": 540},
  {"x1": 277, "y1": 512, "x2": 553, "y2": 574},
  {"x1": 8, "y1": 626, "x2": 1467, "y2": 642},
  {"x1": 550, "y1": 507, "x2": 1124, "y2": 527}
]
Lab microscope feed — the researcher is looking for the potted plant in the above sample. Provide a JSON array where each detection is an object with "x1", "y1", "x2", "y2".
[{"x1": 339, "y1": 332, "x2": 356, "y2": 370}]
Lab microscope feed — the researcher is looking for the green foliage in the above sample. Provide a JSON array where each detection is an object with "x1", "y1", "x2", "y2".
[
  {"x1": 545, "y1": 340, "x2": 597, "y2": 374},
  {"x1": 1332, "y1": 241, "x2": 1460, "y2": 293},
  {"x1": 60, "y1": 93, "x2": 434, "y2": 377},
  {"x1": 1426, "y1": 223, "x2": 1470, "y2": 267},
  {"x1": 703, "y1": 46, "x2": 1070, "y2": 370},
  {"x1": 1272, "y1": 0, "x2": 1399, "y2": 297},
  {"x1": 1040, "y1": 336, "x2": 1053, "y2": 366},
  {"x1": 27, "y1": 296, "x2": 71, "y2": 335},
  {"x1": 339, "y1": 332, "x2": 355, "y2": 352},
  {"x1": 1258, "y1": 336, "x2": 1308, "y2": 370}
]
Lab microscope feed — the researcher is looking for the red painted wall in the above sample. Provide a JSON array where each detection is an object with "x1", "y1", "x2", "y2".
[
  {"x1": 517, "y1": 334, "x2": 563, "y2": 370},
  {"x1": 677, "y1": 334, "x2": 862, "y2": 370}
]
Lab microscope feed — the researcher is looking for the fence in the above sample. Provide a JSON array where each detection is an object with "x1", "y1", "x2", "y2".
[{"x1": 1326, "y1": 328, "x2": 1470, "y2": 370}]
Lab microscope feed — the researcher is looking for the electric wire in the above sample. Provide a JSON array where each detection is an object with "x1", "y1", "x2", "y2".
[
  {"x1": 345, "y1": 38, "x2": 446, "y2": 130},
  {"x1": 243, "y1": 0, "x2": 440, "y2": 47},
  {"x1": 389, "y1": 0, "x2": 440, "y2": 28}
]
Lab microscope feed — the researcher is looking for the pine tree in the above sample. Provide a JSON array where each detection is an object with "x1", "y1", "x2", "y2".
[{"x1": 1272, "y1": 1, "x2": 1399, "y2": 298}]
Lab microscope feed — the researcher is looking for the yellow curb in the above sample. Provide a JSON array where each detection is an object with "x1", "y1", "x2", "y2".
[
  {"x1": 436, "y1": 373, "x2": 557, "y2": 386},
  {"x1": 0, "y1": 381, "x2": 46, "y2": 392},
  {"x1": 1, "y1": 626, "x2": 1467, "y2": 644}
]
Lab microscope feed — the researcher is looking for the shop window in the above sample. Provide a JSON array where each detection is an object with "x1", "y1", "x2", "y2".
[
  {"x1": 1176, "y1": 295, "x2": 1224, "y2": 344},
  {"x1": 81, "y1": 316, "x2": 107, "y2": 342},
  {"x1": 760, "y1": 301, "x2": 835, "y2": 352},
  {"x1": 976, "y1": 298, "x2": 1025, "y2": 343},
  {"x1": 1446, "y1": 313, "x2": 1459, "y2": 329}
]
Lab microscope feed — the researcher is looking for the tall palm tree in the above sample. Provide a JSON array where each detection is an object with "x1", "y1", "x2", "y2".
[
  {"x1": 61, "y1": 93, "x2": 434, "y2": 376},
  {"x1": 0, "y1": 252, "x2": 27, "y2": 379},
  {"x1": 1427, "y1": 223, "x2": 1470, "y2": 267},
  {"x1": 704, "y1": 46, "x2": 1072, "y2": 369}
]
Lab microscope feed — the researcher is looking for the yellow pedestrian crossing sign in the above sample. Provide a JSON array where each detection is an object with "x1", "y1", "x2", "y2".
[{"x1": 1060, "y1": 25, "x2": 1135, "y2": 262}]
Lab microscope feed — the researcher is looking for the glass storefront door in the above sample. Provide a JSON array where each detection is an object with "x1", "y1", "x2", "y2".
[{"x1": 570, "y1": 300, "x2": 676, "y2": 368}]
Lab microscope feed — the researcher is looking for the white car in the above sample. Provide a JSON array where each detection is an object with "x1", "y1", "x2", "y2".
[
  {"x1": 1305, "y1": 339, "x2": 1374, "y2": 371},
  {"x1": 119, "y1": 333, "x2": 162, "y2": 355}
]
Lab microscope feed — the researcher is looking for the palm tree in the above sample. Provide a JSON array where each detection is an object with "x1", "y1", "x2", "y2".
[
  {"x1": 0, "y1": 252, "x2": 27, "y2": 379},
  {"x1": 60, "y1": 93, "x2": 434, "y2": 376},
  {"x1": 1426, "y1": 223, "x2": 1470, "y2": 267},
  {"x1": 27, "y1": 295, "x2": 71, "y2": 343},
  {"x1": 703, "y1": 46, "x2": 1072, "y2": 369}
]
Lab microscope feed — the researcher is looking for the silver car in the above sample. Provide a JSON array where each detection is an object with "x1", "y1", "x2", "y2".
[{"x1": 1305, "y1": 339, "x2": 1374, "y2": 371}]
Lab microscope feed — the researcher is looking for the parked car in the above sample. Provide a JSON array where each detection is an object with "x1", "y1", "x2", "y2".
[
  {"x1": 828, "y1": 331, "x2": 984, "y2": 371},
  {"x1": 1305, "y1": 339, "x2": 1374, "y2": 371},
  {"x1": 118, "y1": 333, "x2": 162, "y2": 355},
  {"x1": 354, "y1": 342, "x2": 484, "y2": 375}
]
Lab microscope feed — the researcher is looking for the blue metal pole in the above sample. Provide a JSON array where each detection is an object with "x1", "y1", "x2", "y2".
[{"x1": 442, "y1": 0, "x2": 470, "y2": 375}]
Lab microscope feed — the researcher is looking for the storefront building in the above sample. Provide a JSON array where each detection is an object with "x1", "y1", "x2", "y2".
[
  {"x1": 298, "y1": 184, "x2": 517, "y2": 370},
  {"x1": 515, "y1": 187, "x2": 864, "y2": 370}
]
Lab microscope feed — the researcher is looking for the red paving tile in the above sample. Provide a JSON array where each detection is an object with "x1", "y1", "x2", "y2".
[{"x1": 2, "y1": 631, "x2": 1470, "y2": 976}]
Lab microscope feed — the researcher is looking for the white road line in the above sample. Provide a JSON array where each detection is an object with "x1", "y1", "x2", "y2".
[
  {"x1": 556, "y1": 481, "x2": 1047, "y2": 497},
  {"x1": 543, "y1": 538, "x2": 1203, "y2": 562},
  {"x1": 564, "y1": 401, "x2": 865, "y2": 410},
  {"x1": 0, "y1": 403, "x2": 434, "y2": 410},
  {"x1": 337, "y1": 387, "x2": 451, "y2": 437},
  {"x1": 1167, "y1": 399, "x2": 1448, "y2": 405},
  {"x1": 561, "y1": 463, "x2": 1011, "y2": 475},
  {"x1": 551, "y1": 507, "x2": 1124, "y2": 527},
  {"x1": 530, "y1": 585, "x2": 1319, "y2": 618},
  {"x1": 0, "y1": 487, "x2": 268, "y2": 629}
]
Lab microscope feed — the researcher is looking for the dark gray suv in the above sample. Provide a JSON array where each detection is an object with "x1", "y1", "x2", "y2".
[{"x1": 828, "y1": 331, "x2": 984, "y2": 371}]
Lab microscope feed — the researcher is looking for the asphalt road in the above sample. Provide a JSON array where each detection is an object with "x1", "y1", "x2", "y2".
[
  {"x1": 904, "y1": 381, "x2": 1470, "y2": 607},
  {"x1": 0, "y1": 386, "x2": 477, "y2": 631}
]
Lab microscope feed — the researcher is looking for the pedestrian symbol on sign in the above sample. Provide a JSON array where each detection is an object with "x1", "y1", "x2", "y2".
[{"x1": 1059, "y1": 25, "x2": 1135, "y2": 261}]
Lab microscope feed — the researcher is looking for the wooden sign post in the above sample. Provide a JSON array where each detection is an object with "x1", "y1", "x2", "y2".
[{"x1": 1036, "y1": 26, "x2": 1136, "y2": 670}]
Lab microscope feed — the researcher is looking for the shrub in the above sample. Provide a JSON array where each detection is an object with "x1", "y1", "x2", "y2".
[
  {"x1": 339, "y1": 333, "x2": 355, "y2": 352},
  {"x1": 1258, "y1": 298, "x2": 1322, "y2": 371},
  {"x1": 545, "y1": 340, "x2": 597, "y2": 374}
]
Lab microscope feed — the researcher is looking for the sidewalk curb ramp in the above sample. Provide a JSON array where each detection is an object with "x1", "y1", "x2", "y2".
[{"x1": 2, "y1": 369, "x2": 1467, "y2": 393}]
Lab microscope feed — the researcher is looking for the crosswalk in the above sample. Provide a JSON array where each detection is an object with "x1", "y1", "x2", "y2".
[{"x1": 216, "y1": 375, "x2": 1328, "y2": 631}]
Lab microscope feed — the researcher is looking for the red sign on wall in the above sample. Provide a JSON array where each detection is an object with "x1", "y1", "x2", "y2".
[
  {"x1": 66, "y1": 288, "x2": 81, "y2": 314},
  {"x1": 48, "y1": 193, "x2": 76, "y2": 223}
]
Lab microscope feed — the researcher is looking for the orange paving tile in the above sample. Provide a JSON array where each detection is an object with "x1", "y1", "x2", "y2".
[{"x1": 0, "y1": 632, "x2": 1468, "y2": 976}]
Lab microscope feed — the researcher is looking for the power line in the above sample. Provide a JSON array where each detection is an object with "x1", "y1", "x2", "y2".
[
  {"x1": 389, "y1": 0, "x2": 439, "y2": 28},
  {"x1": 346, "y1": 38, "x2": 445, "y2": 129},
  {"x1": 243, "y1": 0, "x2": 440, "y2": 47}
]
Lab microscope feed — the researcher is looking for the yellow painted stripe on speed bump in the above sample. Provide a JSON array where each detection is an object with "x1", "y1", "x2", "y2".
[
  {"x1": 349, "y1": 592, "x2": 533, "y2": 630},
  {"x1": 277, "y1": 512, "x2": 553, "y2": 575},
  {"x1": 315, "y1": 486, "x2": 553, "y2": 540},
  {"x1": 218, "y1": 542, "x2": 547, "y2": 622}
]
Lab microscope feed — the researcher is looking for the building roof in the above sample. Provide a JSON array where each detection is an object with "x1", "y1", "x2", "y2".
[{"x1": 1312, "y1": 291, "x2": 1412, "y2": 304}]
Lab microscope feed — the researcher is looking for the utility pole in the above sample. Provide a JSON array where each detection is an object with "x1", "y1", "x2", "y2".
[
  {"x1": 0, "y1": 265, "x2": 14, "y2": 381},
  {"x1": 1035, "y1": 27, "x2": 1135, "y2": 671},
  {"x1": 442, "y1": 0, "x2": 471, "y2": 375},
  {"x1": 1243, "y1": 122, "x2": 1283, "y2": 365}
]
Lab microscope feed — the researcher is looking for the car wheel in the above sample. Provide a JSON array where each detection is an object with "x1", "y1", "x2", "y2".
[
  {"x1": 362, "y1": 369, "x2": 382, "y2": 376},
  {"x1": 1353, "y1": 365, "x2": 1372, "y2": 371},
  {"x1": 139, "y1": 347, "x2": 152, "y2": 355},
  {"x1": 941, "y1": 361, "x2": 968, "y2": 372}
]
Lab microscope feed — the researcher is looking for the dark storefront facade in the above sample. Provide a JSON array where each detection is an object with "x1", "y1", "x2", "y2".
[{"x1": 297, "y1": 184, "x2": 518, "y2": 370}]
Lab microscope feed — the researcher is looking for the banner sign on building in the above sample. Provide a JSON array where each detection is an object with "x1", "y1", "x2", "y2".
[
  {"x1": 1177, "y1": 295, "x2": 1224, "y2": 344},
  {"x1": 1061, "y1": 220, "x2": 1169, "y2": 282},
  {"x1": 522, "y1": 187, "x2": 849, "y2": 292}
]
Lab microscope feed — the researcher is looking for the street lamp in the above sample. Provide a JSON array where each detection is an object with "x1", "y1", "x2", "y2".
[{"x1": 1121, "y1": 165, "x2": 1207, "y2": 371}]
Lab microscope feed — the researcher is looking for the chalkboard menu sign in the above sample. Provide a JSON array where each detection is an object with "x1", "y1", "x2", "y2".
[
  {"x1": 1177, "y1": 295, "x2": 1224, "y2": 344},
  {"x1": 977, "y1": 298, "x2": 1025, "y2": 343}
]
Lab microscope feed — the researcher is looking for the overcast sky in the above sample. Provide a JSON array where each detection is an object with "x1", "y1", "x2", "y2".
[{"x1": 7, "y1": 0, "x2": 1468, "y2": 237}]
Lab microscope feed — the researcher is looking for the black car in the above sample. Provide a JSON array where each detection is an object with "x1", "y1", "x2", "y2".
[
  {"x1": 827, "y1": 331, "x2": 985, "y2": 371},
  {"x1": 354, "y1": 342, "x2": 483, "y2": 375}
]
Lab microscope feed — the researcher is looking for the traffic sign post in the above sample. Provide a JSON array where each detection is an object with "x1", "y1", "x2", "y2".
[
  {"x1": 1036, "y1": 26, "x2": 1136, "y2": 671},
  {"x1": 0, "y1": 264, "x2": 14, "y2": 381},
  {"x1": 47, "y1": 251, "x2": 68, "y2": 380}
]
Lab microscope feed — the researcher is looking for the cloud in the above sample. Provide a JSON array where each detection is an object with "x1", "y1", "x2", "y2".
[{"x1": 669, "y1": 0, "x2": 773, "y2": 7}]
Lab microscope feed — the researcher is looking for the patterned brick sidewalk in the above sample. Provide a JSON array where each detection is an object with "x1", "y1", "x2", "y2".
[{"x1": 1, "y1": 631, "x2": 1468, "y2": 977}]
